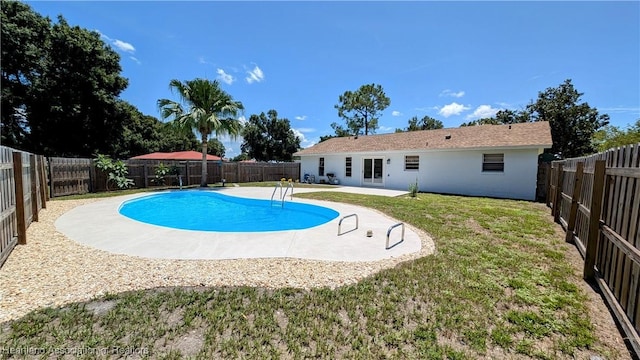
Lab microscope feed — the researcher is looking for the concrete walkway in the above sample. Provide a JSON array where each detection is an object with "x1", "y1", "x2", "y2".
[{"x1": 55, "y1": 186, "x2": 423, "y2": 262}]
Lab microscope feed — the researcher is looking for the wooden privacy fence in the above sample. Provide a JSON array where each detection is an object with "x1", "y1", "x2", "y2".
[
  {"x1": 0, "y1": 146, "x2": 48, "y2": 268},
  {"x1": 124, "y1": 160, "x2": 300, "y2": 189},
  {"x1": 48, "y1": 158, "x2": 301, "y2": 197},
  {"x1": 49, "y1": 157, "x2": 93, "y2": 196},
  {"x1": 548, "y1": 143, "x2": 640, "y2": 356}
]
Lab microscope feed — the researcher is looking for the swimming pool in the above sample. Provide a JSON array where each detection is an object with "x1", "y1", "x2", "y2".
[{"x1": 118, "y1": 190, "x2": 340, "y2": 232}]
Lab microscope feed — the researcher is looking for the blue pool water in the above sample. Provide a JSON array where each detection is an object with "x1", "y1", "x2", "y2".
[{"x1": 118, "y1": 190, "x2": 339, "y2": 232}]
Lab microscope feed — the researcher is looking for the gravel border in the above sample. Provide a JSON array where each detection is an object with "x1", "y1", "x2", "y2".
[{"x1": 0, "y1": 197, "x2": 435, "y2": 323}]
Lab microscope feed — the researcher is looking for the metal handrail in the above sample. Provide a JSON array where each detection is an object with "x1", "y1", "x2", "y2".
[
  {"x1": 281, "y1": 184, "x2": 290, "y2": 207},
  {"x1": 272, "y1": 181, "x2": 294, "y2": 207},
  {"x1": 338, "y1": 213, "x2": 358, "y2": 235},
  {"x1": 271, "y1": 182, "x2": 282, "y2": 206},
  {"x1": 386, "y1": 223, "x2": 405, "y2": 249},
  {"x1": 287, "y1": 181, "x2": 294, "y2": 200}
]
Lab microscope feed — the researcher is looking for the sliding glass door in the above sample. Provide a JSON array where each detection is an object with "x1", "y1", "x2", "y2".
[{"x1": 363, "y1": 158, "x2": 383, "y2": 185}]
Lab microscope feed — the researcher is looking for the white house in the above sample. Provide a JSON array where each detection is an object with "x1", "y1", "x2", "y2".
[{"x1": 294, "y1": 122, "x2": 553, "y2": 200}]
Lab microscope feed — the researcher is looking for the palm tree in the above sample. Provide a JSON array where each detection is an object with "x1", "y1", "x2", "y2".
[{"x1": 158, "y1": 79, "x2": 244, "y2": 187}]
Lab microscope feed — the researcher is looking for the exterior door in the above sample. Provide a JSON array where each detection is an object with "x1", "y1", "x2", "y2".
[{"x1": 363, "y1": 158, "x2": 383, "y2": 185}]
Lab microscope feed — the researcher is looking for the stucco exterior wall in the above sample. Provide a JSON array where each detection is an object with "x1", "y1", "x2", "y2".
[{"x1": 297, "y1": 147, "x2": 542, "y2": 200}]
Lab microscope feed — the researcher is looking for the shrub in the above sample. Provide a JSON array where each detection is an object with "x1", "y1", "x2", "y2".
[
  {"x1": 154, "y1": 163, "x2": 170, "y2": 186},
  {"x1": 94, "y1": 154, "x2": 134, "y2": 190},
  {"x1": 408, "y1": 180, "x2": 419, "y2": 198}
]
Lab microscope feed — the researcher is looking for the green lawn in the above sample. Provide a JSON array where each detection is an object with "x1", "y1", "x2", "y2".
[{"x1": 0, "y1": 191, "x2": 621, "y2": 359}]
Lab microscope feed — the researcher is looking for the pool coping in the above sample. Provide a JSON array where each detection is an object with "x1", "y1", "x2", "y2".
[{"x1": 55, "y1": 187, "x2": 424, "y2": 262}]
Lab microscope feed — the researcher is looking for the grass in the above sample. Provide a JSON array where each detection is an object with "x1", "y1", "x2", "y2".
[{"x1": 0, "y1": 190, "x2": 620, "y2": 359}]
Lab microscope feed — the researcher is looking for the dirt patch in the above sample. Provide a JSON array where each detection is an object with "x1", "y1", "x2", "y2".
[
  {"x1": 274, "y1": 309, "x2": 288, "y2": 330},
  {"x1": 160, "y1": 328, "x2": 205, "y2": 357},
  {"x1": 166, "y1": 308, "x2": 184, "y2": 329},
  {"x1": 465, "y1": 218, "x2": 492, "y2": 237}
]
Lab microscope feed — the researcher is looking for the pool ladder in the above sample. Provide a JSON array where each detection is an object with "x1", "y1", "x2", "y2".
[{"x1": 271, "y1": 181, "x2": 293, "y2": 207}]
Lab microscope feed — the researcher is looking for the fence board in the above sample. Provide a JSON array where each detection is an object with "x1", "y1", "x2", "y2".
[
  {"x1": 605, "y1": 151, "x2": 623, "y2": 286},
  {"x1": 565, "y1": 162, "x2": 584, "y2": 243},
  {"x1": 13, "y1": 153, "x2": 27, "y2": 245}
]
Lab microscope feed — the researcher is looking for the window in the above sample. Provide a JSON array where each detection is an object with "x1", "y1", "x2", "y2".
[
  {"x1": 483, "y1": 154, "x2": 504, "y2": 172},
  {"x1": 405, "y1": 155, "x2": 419, "y2": 171},
  {"x1": 345, "y1": 157, "x2": 352, "y2": 177},
  {"x1": 319, "y1": 157, "x2": 325, "y2": 176}
]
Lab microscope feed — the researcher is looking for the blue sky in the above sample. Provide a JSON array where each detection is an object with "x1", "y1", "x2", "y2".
[{"x1": 28, "y1": 1, "x2": 640, "y2": 157}]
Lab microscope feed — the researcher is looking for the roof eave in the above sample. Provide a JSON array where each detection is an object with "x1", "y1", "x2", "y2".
[{"x1": 295, "y1": 143, "x2": 552, "y2": 156}]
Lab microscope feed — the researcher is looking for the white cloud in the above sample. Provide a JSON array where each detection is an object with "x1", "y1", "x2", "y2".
[
  {"x1": 129, "y1": 56, "x2": 141, "y2": 64},
  {"x1": 295, "y1": 115, "x2": 307, "y2": 121},
  {"x1": 438, "y1": 102, "x2": 470, "y2": 117},
  {"x1": 391, "y1": 111, "x2": 402, "y2": 117},
  {"x1": 378, "y1": 126, "x2": 395, "y2": 133},
  {"x1": 237, "y1": 116, "x2": 247, "y2": 124},
  {"x1": 292, "y1": 128, "x2": 315, "y2": 148},
  {"x1": 440, "y1": 89, "x2": 465, "y2": 98},
  {"x1": 600, "y1": 106, "x2": 640, "y2": 114},
  {"x1": 466, "y1": 105, "x2": 500, "y2": 120},
  {"x1": 216, "y1": 68, "x2": 235, "y2": 85},
  {"x1": 296, "y1": 127, "x2": 316, "y2": 133},
  {"x1": 217, "y1": 134, "x2": 243, "y2": 158},
  {"x1": 415, "y1": 106, "x2": 439, "y2": 112},
  {"x1": 113, "y1": 39, "x2": 135, "y2": 53},
  {"x1": 97, "y1": 30, "x2": 136, "y2": 55},
  {"x1": 246, "y1": 65, "x2": 264, "y2": 84}
]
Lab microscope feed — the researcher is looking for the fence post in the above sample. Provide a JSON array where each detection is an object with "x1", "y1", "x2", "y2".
[
  {"x1": 47, "y1": 158, "x2": 54, "y2": 198},
  {"x1": 12, "y1": 152, "x2": 27, "y2": 245},
  {"x1": 143, "y1": 163, "x2": 148, "y2": 188},
  {"x1": 548, "y1": 164, "x2": 555, "y2": 213},
  {"x1": 29, "y1": 155, "x2": 38, "y2": 222},
  {"x1": 584, "y1": 160, "x2": 606, "y2": 280},
  {"x1": 565, "y1": 162, "x2": 584, "y2": 243},
  {"x1": 37, "y1": 156, "x2": 48, "y2": 207},
  {"x1": 553, "y1": 163, "x2": 564, "y2": 223},
  {"x1": 185, "y1": 161, "x2": 190, "y2": 186},
  {"x1": 89, "y1": 161, "x2": 96, "y2": 193}
]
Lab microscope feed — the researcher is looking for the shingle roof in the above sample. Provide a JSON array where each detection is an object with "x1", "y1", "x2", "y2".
[
  {"x1": 130, "y1": 151, "x2": 221, "y2": 161},
  {"x1": 295, "y1": 121, "x2": 552, "y2": 155}
]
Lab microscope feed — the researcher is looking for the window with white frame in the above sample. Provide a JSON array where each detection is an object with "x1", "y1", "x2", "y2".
[
  {"x1": 405, "y1": 155, "x2": 419, "y2": 171},
  {"x1": 345, "y1": 157, "x2": 352, "y2": 177},
  {"x1": 319, "y1": 157, "x2": 325, "y2": 176},
  {"x1": 482, "y1": 153, "x2": 504, "y2": 172}
]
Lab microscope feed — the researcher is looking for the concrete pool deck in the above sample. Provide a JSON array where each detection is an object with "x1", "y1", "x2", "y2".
[{"x1": 55, "y1": 186, "x2": 425, "y2": 262}]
